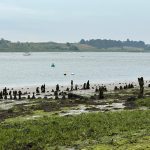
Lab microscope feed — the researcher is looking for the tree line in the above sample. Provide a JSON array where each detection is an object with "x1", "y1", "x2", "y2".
[
  {"x1": 0, "y1": 38, "x2": 79, "y2": 52},
  {"x1": 79, "y1": 39, "x2": 148, "y2": 49}
]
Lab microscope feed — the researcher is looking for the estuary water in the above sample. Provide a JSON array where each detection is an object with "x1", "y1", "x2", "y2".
[{"x1": 0, "y1": 52, "x2": 150, "y2": 87}]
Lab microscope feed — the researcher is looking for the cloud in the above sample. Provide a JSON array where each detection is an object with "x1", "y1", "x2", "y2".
[
  {"x1": 0, "y1": 0, "x2": 150, "y2": 42},
  {"x1": 0, "y1": 0, "x2": 120, "y2": 21},
  {"x1": 0, "y1": 3, "x2": 36, "y2": 16}
]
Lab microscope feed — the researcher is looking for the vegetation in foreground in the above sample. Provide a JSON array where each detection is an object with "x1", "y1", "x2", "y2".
[
  {"x1": 0, "y1": 83, "x2": 150, "y2": 149},
  {"x1": 135, "y1": 98, "x2": 150, "y2": 108},
  {"x1": 0, "y1": 110, "x2": 150, "y2": 150}
]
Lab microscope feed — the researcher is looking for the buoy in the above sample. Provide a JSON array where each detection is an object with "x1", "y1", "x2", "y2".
[{"x1": 51, "y1": 63, "x2": 55, "y2": 67}]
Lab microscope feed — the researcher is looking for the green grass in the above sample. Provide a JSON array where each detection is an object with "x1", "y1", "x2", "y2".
[
  {"x1": 88, "y1": 136, "x2": 150, "y2": 150},
  {"x1": 136, "y1": 98, "x2": 150, "y2": 108},
  {"x1": 0, "y1": 110, "x2": 150, "y2": 149}
]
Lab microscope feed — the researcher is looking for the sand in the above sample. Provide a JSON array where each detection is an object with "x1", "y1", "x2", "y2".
[
  {"x1": 0, "y1": 79, "x2": 150, "y2": 99},
  {"x1": 0, "y1": 81, "x2": 150, "y2": 98}
]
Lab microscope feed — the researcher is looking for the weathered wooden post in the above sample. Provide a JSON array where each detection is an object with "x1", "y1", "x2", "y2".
[
  {"x1": 28, "y1": 95, "x2": 30, "y2": 99},
  {"x1": 138, "y1": 77, "x2": 144, "y2": 98},
  {"x1": 95, "y1": 86, "x2": 99, "y2": 92},
  {"x1": 41, "y1": 84, "x2": 45, "y2": 93},
  {"x1": 13, "y1": 91, "x2": 17, "y2": 100},
  {"x1": 32, "y1": 92, "x2": 35, "y2": 99},
  {"x1": 71, "y1": 80, "x2": 73, "y2": 91},
  {"x1": 4, "y1": 94, "x2": 7, "y2": 100},
  {"x1": 56, "y1": 84, "x2": 59, "y2": 92},
  {"x1": 36, "y1": 87, "x2": 40, "y2": 94},
  {"x1": 54, "y1": 91, "x2": 58, "y2": 99},
  {"x1": 83, "y1": 83, "x2": 86, "y2": 90},
  {"x1": 0, "y1": 91, "x2": 3, "y2": 99},
  {"x1": 43, "y1": 84, "x2": 45, "y2": 93},
  {"x1": 18, "y1": 91, "x2": 22, "y2": 100},
  {"x1": 75, "y1": 84, "x2": 78, "y2": 90},
  {"x1": 3, "y1": 87, "x2": 7, "y2": 96},
  {"x1": 10, "y1": 94, "x2": 12, "y2": 100},
  {"x1": 41, "y1": 85, "x2": 43, "y2": 93},
  {"x1": 99, "y1": 86, "x2": 104, "y2": 99},
  {"x1": 86, "y1": 80, "x2": 90, "y2": 89},
  {"x1": 62, "y1": 92, "x2": 66, "y2": 100}
]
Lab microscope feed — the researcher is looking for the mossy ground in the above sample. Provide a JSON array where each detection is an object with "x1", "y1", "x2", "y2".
[{"x1": 0, "y1": 110, "x2": 150, "y2": 149}]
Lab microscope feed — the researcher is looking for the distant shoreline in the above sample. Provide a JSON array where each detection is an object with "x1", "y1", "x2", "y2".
[
  {"x1": 0, "y1": 38, "x2": 150, "y2": 52},
  {"x1": 0, "y1": 50, "x2": 150, "y2": 53}
]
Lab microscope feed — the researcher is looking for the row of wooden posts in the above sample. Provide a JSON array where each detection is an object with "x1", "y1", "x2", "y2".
[{"x1": 0, "y1": 77, "x2": 145, "y2": 100}]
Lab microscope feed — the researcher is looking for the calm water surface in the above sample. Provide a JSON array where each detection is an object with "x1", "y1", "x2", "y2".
[{"x1": 0, "y1": 52, "x2": 150, "y2": 87}]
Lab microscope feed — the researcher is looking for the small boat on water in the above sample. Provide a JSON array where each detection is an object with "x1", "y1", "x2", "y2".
[
  {"x1": 71, "y1": 73, "x2": 75, "y2": 75},
  {"x1": 51, "y1": 63, "x2": 55, "y2": 67},
  {"x1": 23, "y1": 52, "x2": 31, "y2": 56}
]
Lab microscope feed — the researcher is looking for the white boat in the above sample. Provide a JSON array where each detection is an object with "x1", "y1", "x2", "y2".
[{"x1": 23, "y1": 52, "x2": 31, "y2": 56}]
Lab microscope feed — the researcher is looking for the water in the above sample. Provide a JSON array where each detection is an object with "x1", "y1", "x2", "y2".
[{"x1": 0, "y1": 52, "x2": 150, "y2": 87}]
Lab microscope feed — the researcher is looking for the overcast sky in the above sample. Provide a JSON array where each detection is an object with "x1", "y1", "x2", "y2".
[{"x1": 0, "y1": 0, "x2": 150, "y2": 43}]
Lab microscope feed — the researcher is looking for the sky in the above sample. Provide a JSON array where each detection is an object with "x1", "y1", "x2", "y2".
[{"x1": 0, "y1": 0, "x2": 150, "y2": 43}]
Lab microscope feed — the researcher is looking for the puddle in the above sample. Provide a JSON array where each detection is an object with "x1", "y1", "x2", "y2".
[
  {"x1": 60, "y1": 103, "x2": 125, "y2": 116},
  {"x1": 60, "y1": 105, "x2": 89, "y2": 116},
  {"x1": 0, "y1": 100, "x2": 29, "y2": 110},
  {"x1": 26, "y1": 115, "x2": 41, "y2": 120},
  {"x1": 96, "y1": 103, "x2": 125, "y2": 110}
]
